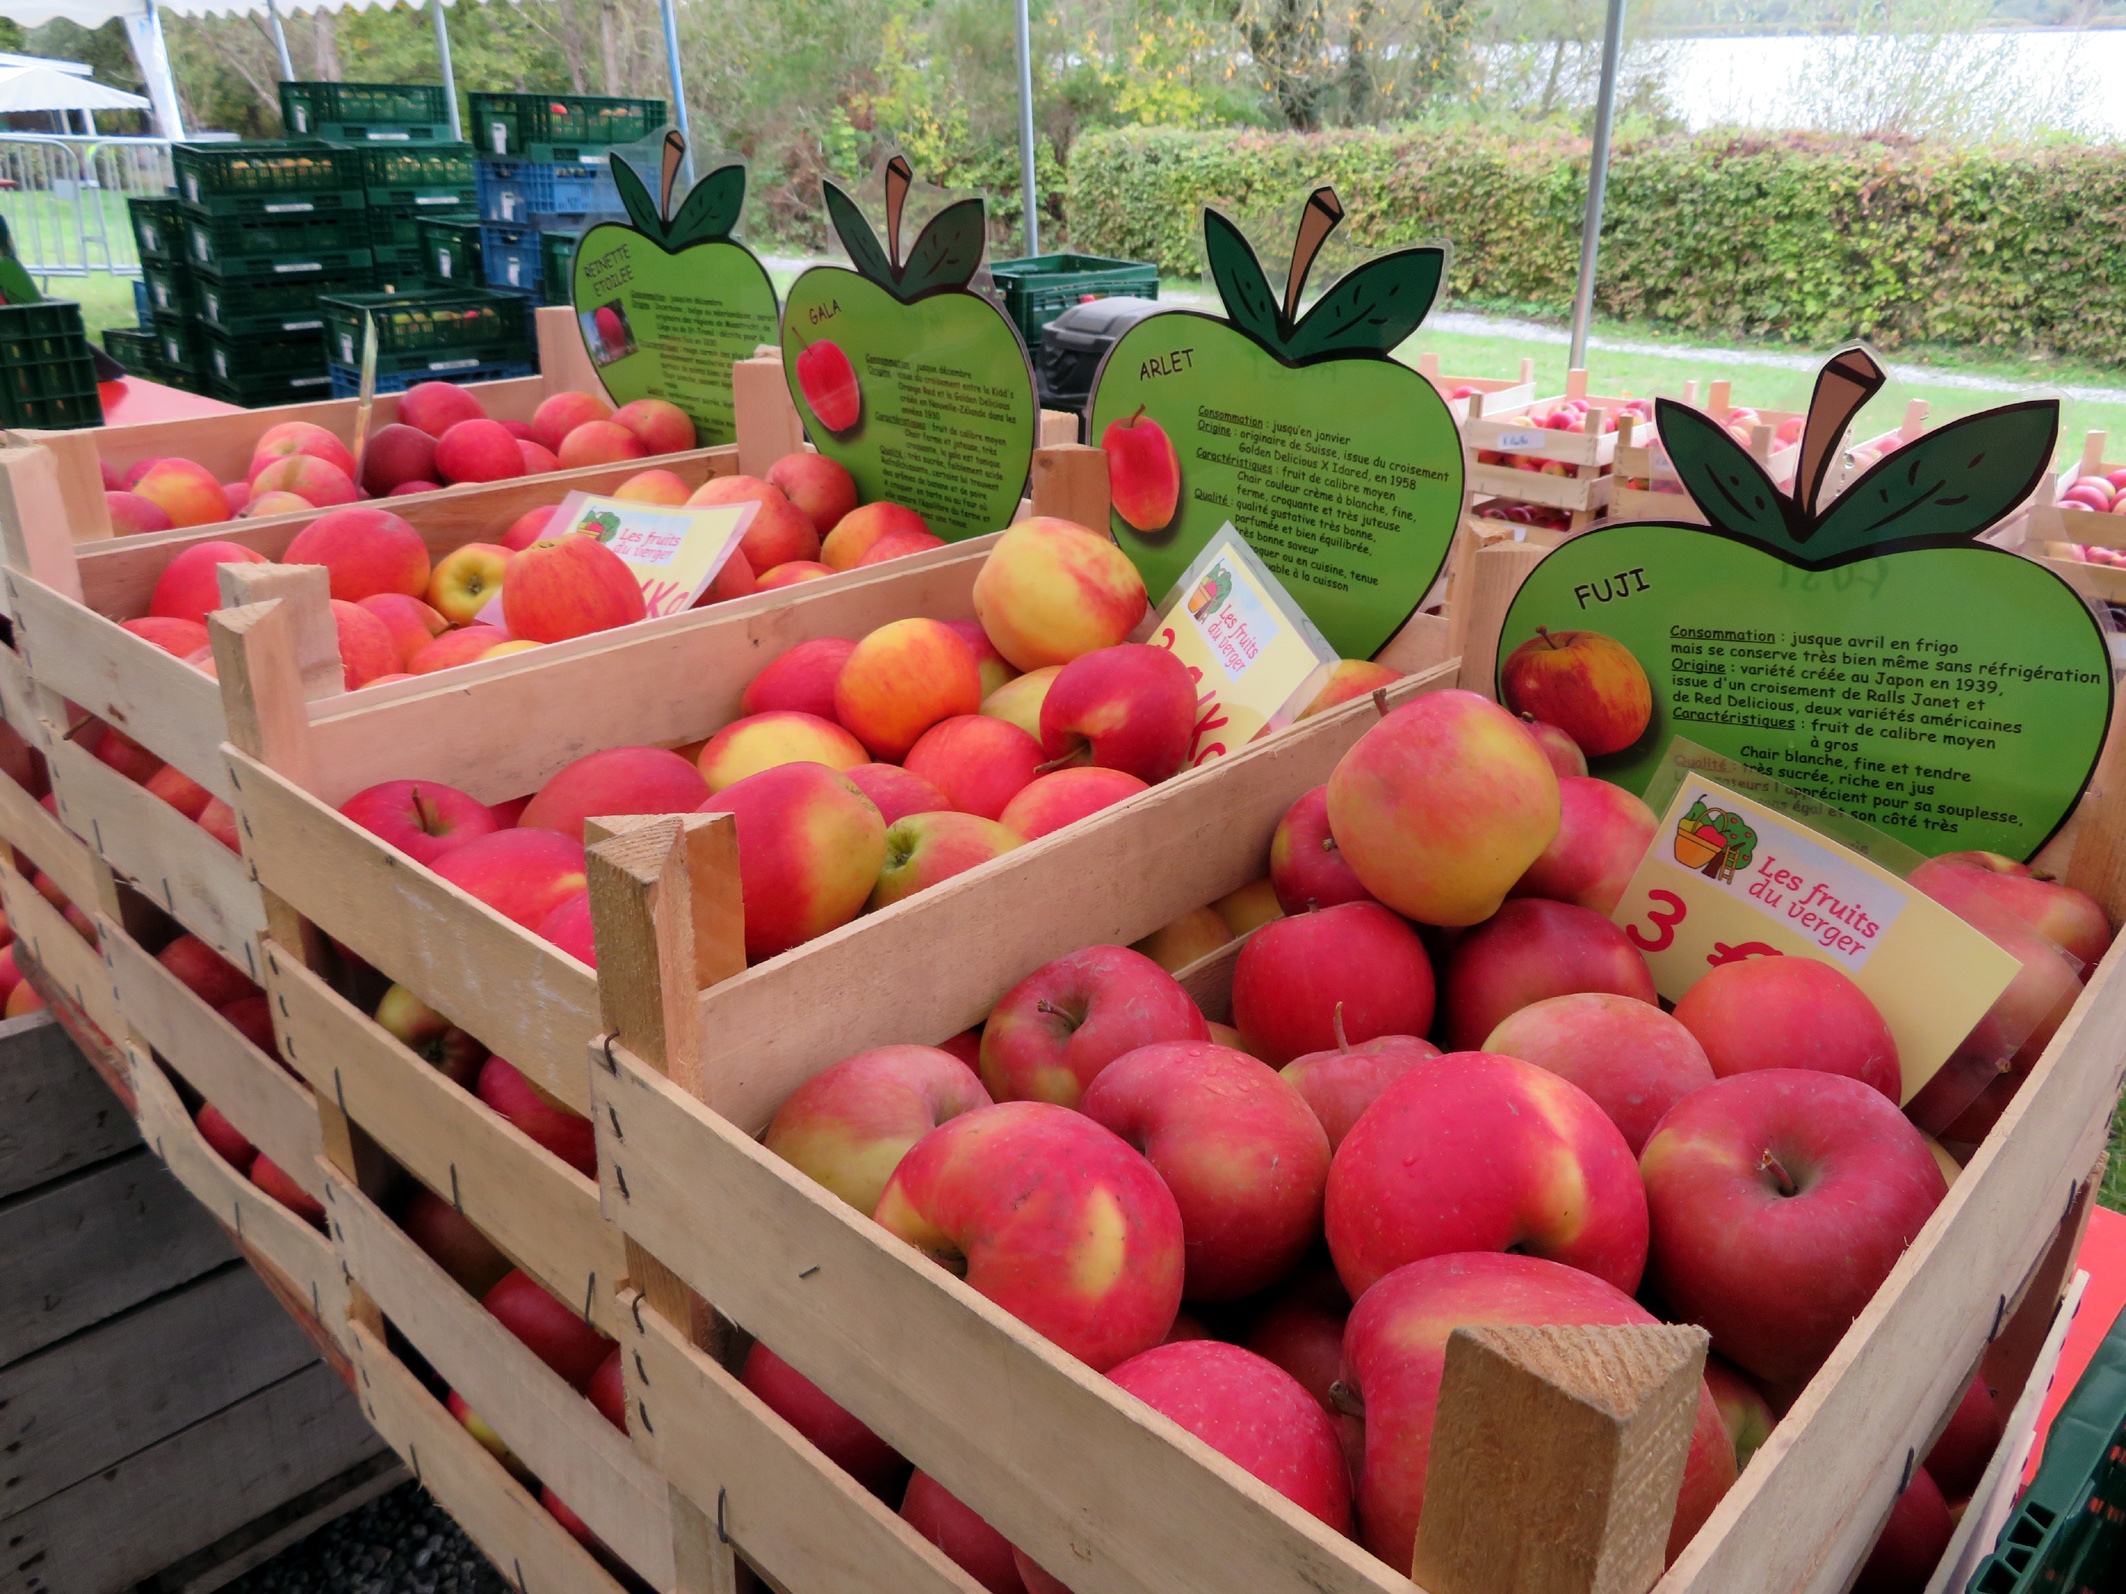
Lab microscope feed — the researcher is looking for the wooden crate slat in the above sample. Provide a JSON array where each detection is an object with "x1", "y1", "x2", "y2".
[
  {"x1": 1, "y1": 861, "x2": 123, "y2": 1044},
  {"x1": 0, "y1": 766, "x2": 102, "y2": 923},
  {"x1": 594, "y1": 1048, "x2": 1404, "y2": 1594},
  {"x1": 325, "y1": 1166, "x2": 672, "y2": 1587},
  {"x1": 269, "y1": 948, "x2": 626, "y2": 1337},
  {"x1": 345, "y1": 1318, "x2": 628, "y2": 1594},
  {"x1": 0, "y1": 1259, "x2": 319, "y2": 1516},
  {"x1": 0, "y1": 641, "x2": 45, "y2": 747},
  {"x1": 0, "y1": 1012, "x2": 132, "y2": 1200},
  {"x1": 225, "y1": 753, "x2": 600, "y2": 1111},
  {"x1": 682, "y1": 661, "x2": 1454, "y2": 1136},
  {"x1": 103, "y1": 919, "x2": 322, "y2": 1199},
  {"x1": 49, "y1": 737, "x2": 265, "y2": 970},
  {"x1": 0, "y1": 1146, "x2": 232, "y2": 1365}
]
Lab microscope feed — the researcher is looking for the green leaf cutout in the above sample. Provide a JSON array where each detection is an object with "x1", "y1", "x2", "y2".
[
  {"x1": 1808, "y1": 402, "x2": 2058, "y2": 562},
  {"x1": 823, "y1": 180, "x2": 896, "y2": 290},
  {"x1": 1285, "y1": 246, "x2": 1444, "y2": 361},
  {"x1": 1203, "y1": 208, "x2": 1282, "y2": 350},
  {"x1": 1657, "y1": 399, "x2": 1797, "y2": 552},
  {"x1": 669, "y1": 163, "x2": 746, "y2": 246},
  {"x1": 897, "y1": 198, "x2": 987, "y2": 298},
  {"x1": 609, "y1": 154, "x2": 666, "y2": 242}
]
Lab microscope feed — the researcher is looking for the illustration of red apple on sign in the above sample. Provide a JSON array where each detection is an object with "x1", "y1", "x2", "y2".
[
  {"x1": 1086, "y1": 188, "x2": 1465, "y2": 660},
  {"x1": 1498, "y1": 348, "x2": 2113, "y2": 861},
  {"x1": 570, "y1": 133, "x2": 780, "y2": 448},
  {"x1": 780, "y1": 157, "x2": 1037, "y2": 540}
]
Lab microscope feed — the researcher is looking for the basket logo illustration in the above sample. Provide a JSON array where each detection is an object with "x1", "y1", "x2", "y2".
[
  {"x1": 1187, "y1": 564, "x2": 1234, "y2": 623},
  {"x1": 1675, "y1": 794, "x2": 1757, "y2": 883},
  {"x1": 576, "y1": 508, "x2": 622, "y2": 544}
]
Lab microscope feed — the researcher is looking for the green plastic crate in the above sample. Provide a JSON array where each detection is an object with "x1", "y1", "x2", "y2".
[
  {"x1": 318, "y1": 287, "x2": 530, "y2": 372},
  {"x1": 466, "y1": 91, "x2": 663, "y2": 158},
  {"x1": 538, "y1": 229, "x2": 579, "y2": 305},
  {"x1": 200, "y1": 326, "x2": 324, "y2": 383},
  {"x1": 989, "y1": 252, "x2": 1159, "y2": 349},
  {"x1": 173, "y1": 142, "x2": 367, "y2": 217},
  {"x1": 280, "y1": 81, "x2": 450, "y2": 142},
  {"x1": 196, "y1": 269, "x2": 375, "y2": 337},
  {"x1": 101, "y1": 326, "x2": 161, "y2": 378},
  {"x1": 153, "y1": 319, "x2": 202, "y2": 376},
  {"x1": 368, "y1": 243, "x2": 430, "y2": 290},
  {"x1": 348, "y1": 142, "x2": 476, "y2": 208},
  {"x1": 140, "y1": 261, "x2": 194, "y2": 318},
  {"x1": 0, "y1": 301, "x2": 102, "y2": 429},
  {"x1": 127, "y1": 196, "x2": 182, "y2": 264},
  {"x1": 185, "y1": 211, "x2": 372, "y2": 280},
  {"x1": 417, "y1": 213, "x2": 483, "y2": 287},
  {"x1": 208, "y1": 367, "x2": 337, "y2": 408}
]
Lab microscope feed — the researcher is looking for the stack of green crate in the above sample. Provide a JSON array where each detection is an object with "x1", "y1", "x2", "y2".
[
  {"x1": 170, "y1": 141, "x2": 375, "y2": 405},
  {"x1": 279, "y1": 80, "x2": 451, "y2": 143},
  {"x1": 319, "y1": 287, "x2": 533, "y2": 395},
  {"x1": 124, "y1": 195, "x2": 184, "y2": 385},
  {"x1": 0, "y1": 302, "x2": 103, "y2": 428},
  {"x1": 415, "y1": 212, "x2": 483, "y2": 288},
  {"x1": 351, "y1": 143, "x2": 477, "y2": 287}
]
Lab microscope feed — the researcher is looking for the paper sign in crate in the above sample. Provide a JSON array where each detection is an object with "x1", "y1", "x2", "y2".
[
  {"x1": 1414, "y1": 352, "x2": 1537, "y2": 425},
  {"x1": 2, "y1": 303, "x2": 605, "y2": 542},
  {"x1": 573, "y1": 641, "x2": 2126, "y2": 1594}
]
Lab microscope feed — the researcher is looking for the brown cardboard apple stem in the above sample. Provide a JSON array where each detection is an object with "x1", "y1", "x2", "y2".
[
  {"x1": 1795, "y1": 346, "x2": 1886, "y2": 517},
  {"x1": 1281, "y1": 186, "x2": 1346, "y2": 326},
  {"x1": 658, "y1": 130, "x2": 686, "y2": 222},
  {"x1": 883, "y1": 154, "x2": 913, "y2": 272}
]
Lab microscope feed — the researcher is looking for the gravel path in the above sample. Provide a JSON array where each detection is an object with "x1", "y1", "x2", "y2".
[{"x1": 223, "y1": 1483, "x2": 508, "y2": 1594}]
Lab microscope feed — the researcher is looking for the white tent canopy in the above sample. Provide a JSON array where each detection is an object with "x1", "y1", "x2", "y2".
[{"x1": 0, "y1": 62, "x2": 147, "y2": 110}]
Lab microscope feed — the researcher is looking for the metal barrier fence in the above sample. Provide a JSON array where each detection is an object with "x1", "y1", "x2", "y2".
[{"x1": 0, "y1": 135, "x2": 173, "y2": 281}]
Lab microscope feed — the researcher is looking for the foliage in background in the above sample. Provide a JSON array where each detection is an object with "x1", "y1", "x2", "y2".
[{"x1": 1067, "y1": 124, "x2": 2126, "y2": 363}]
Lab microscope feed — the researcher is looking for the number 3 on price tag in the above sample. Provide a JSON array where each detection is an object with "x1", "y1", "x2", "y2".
[{"x1": 1625, "y1": 889, "x2": 1687, "y2": 953}]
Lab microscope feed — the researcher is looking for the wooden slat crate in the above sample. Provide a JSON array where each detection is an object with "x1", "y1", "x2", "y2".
[
  {"x1": 1414, "y1": 353, "x2": 1537, "y2": 425},
  {"x1": 1613, "y1": 398, "x2": 1927, "y2": 528},
  {"x1": 6, "y1": 305, "x2": 608, "y2": 542},
  {"x1": 564, "y1": 585, "x2": 2126, "y2": 1594},
  {"x1": 2001, "y1": 430, "x2": 2126, "y2": 607}
]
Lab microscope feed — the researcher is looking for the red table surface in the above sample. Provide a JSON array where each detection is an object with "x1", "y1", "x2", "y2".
[
  {"x1": 2023, "y1": 1202, "x2": 2126, "y2": 1484},
  {"x1": 94, "y1": 376, "x2": 245, "y2": 426}
]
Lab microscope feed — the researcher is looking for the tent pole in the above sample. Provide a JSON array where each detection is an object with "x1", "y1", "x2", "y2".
[
  {"x1": 430, "y1": 0, "x2": 462, "y2": 141},
  {"x1": 264, "y1": 0, "x2": 294, "y2": 82},
  {"x1": 1567, "y1": 0, "x2": 1625, "y2": 370},
  {"x1": 124, "y1": 0, "x2": 186, "y2": 142},
  {"x1": 658, "y1": 0, "x2": 689, "y2": 159},
  {"x1": 1012, "y1": 0, "x2": 1037, "y2": 255}
]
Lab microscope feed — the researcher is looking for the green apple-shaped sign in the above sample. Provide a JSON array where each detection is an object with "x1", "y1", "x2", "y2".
[
  {"x1": 1498, "y1": 348, "x2": 2112, "y2": 861},
  {"x1": 571, "y1": 134, "x2": 781, "y2": 448},
  {"x1": 1086, "y1": 188, "x2": 1465, "y2": 660},
  {"x1": 780, "y1": 158, "x2": 1037, "y2": 540}
]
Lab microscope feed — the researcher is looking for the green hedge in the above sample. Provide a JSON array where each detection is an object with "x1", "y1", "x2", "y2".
[{"x1": 1063, "y1": 126, "x2": 2126, "y2": 362}]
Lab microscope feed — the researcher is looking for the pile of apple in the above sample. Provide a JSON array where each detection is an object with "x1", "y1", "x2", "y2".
[
  {"x1": 2049, "y1": 468, "x2": 2126, "y2": 568},
  {"x1": 101, "y1": 381, "x2": 702, "y2": 535},
  {"x1": 1475, "y1": 395, "x2": 1654, "y2": 474},
  {"x1": 671, "y1": 684, "x2": 2106, "y2": 1594},
  {"x1": 114, "y1": 440, "x2": 951, "y2": 703}
]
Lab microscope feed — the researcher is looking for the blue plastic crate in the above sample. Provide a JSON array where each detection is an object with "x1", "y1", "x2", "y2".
[
  {"x1": 130, "y1": 278, "x2": 151, "y2": 322},
  {"x1": 327, "y1": 357, "x2": 535, "y2": 397},
  {"x1": 474, "y1": 157, "x2": 618, "y2": 225},
  {"x1": 478, "y1": 222, "x2": 542, "y2": 293}
]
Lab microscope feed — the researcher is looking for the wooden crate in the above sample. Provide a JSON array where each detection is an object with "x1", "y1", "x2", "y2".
[
  {"x1": 1413, "y1": 353, "x2": 1537, "y2": 425},
  {"x1": 568, "y1": 595, "x2": 2126, "y2": 1594},
  {"x1": 7, "y1": 305, "x2": 608, "y2": 543},
  {"x1": 1613, "y1": 399, "x2": 1927, "y2": 528},
  {"x1": 2002, "y1": 431, "x2": 2126, "y2": 606}
]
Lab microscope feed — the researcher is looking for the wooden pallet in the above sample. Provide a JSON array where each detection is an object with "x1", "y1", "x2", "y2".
[{"x1": 5, "y1": 305, "x2": 607, "y2": 542}]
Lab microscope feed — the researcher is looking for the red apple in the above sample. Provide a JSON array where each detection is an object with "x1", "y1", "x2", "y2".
[
  {"x1": 477, "y1": 1055, "x2": 595, "y2": 1176},
  {"x1": 358, "y1": 592, "x2": 450, "y2": 668},
  {"x1": 1326, "y1": 690, "x2": 1561, "y2": 926},
  {"x1": 502, "y1": 534, "x2": 647, "y2": 643},
  {"x1": 997, "y1": 767, "x2": 1147, "y2": 840},
  {"x1": 1100, "y1": 407, "x2": 1181, "y2": 532},
  {"x1": 1853, "y1": 1466, "x2": 1952, "y2": 1594},
  {"x1": 1242, "y1": 1263, "x2": 1350, "y2": 1414},
  {"x1": 158, "y1": 933, "x2": 259, "y2": 1007},
  {"x1": 339, "y1": 779, "x2": 499, "y2": 867},
  {"x1": 529, "y1": 391, "x2": 612, "y2": 453},
  {"x1": 765, "y1": 1044, "x2": 992, "y2": 1215},
  {"x1": 1673, "y1": 955, "x2": 1899, "y2": 1100},
  {"x1": 835, "y1": 619, "x2": 983, "y2": 761},
  {"x1": 901, "y1": 1472, "x2": 1025, "y2": 1594},
  {"x1": 874, "y1": 1101, "x2": 1184, "y2": 1369},
  {"x1": 518, "y1": 746, "x2": 708, "y2": 843},
  {"x1": 697, "y1": 712, "x2": 866, "y2": 794},
  {"x1": 250, "y1": 1154, "x2": 325, "y2": 1227},
  {"x1": 144, "y1": 762, "x2": 212, "y2": 819},
  {"x1": 1509, "y1": 775, "x2": 1658, "y2": 916},
  {"x1": 743, "y1": 1341, "x2": 906, "y2": 1496},
  {"x1": 978, "y1": 944, "x2": 1209, "y2": 1107},
  {"x1": 1640, "y1": 1069, "x2": 1947, "y2": 1387},
  {"x1": 1038, "y1": 644, "x2": 1195, "y2": 784},
  {"x1": 1082, "y1": 1040, "x2": 1329, "y2": 1299},
  {"x1": 1128, "y1": 907, "x2": 1231, "y2": 974},
  {"x1": 332, "y1": 599, "x2": 400, "y2": 688},
  {"x1": 482, "y1": 1269, "x2": 615, "y2": 1390},
  {"x1": 1483, "y1": 991, "x2": 1714, "y2": 1154},
  {"x1": 795, "y1": 338, "x2": 860, "y2": 432},
  {"x1": 431, "y1": 828, "x2": 588, "y2": 931},
  {"x1": 1327, "y1": 1050, "x2": 1647, "y2": 1297},
  {"x1": 1339, "y1": 1251, "x2": 1736, "y2": 1572},
  {"x1": 121, "y1": 616, "x2": 211, "y2": 658},
  {"x1": 374, "y1": 983, "x2": 485, "y2": 1085},
  {"x1": 588, "y1": 1345, "x2": 625, "y2": 1430},
  {"x1": 399, "y1": 1185, "x2": 512, "y2": 1298},
  {"x1": 1521, "y1": 714, "x2": 1588, "y2": 777},
  {"x1": 1703, "y1": 1355, "x2": 1776, "y2": 1473},
  {"x1": 1910, "y1": 851, "x2": 2110, "y2": 968},
  {"x1": 133, "y1": 458, "x2": 230, "y2": 527},
  {"x1": 149, "y1": 539, "x2": 271, "y2": 626},
  {"x1": 219, "y1": 994, "x2": 277, "y2": 1057},
  {"x1": 1923, "y1": 1374, "x2": 2001, "y2": 1502},
  {"x1": 285, "y1": 506, "x2": 430, "y2": 602},
  {"x1": 425, "y1": 542, "x2": 511, "y2": 626},
  {"x1": 1500, "y1": 627, "x2": 1653, "y2": 756},
  {"x1": 360, "y1": 422, "x2": 439, "y2": 494},
  {"x1": 1298, "y1": 660, "x2": 1402, "y2": 721},
  {"x1": 558, "y1": 420, "x2": 646, "y2": 469},
  {"x1": 1441, "y1": 897, "x2": 1656, "y2": 1051},
  {"x1": 856, "y1": 529, "x2": 949, "y2": 566},
  {"x1": 904, "y1": 715, "x2": 1043, "y2": 821},
  {"x1": 409, "y1": 626, "x2": 509, "y2": 674},
  {"x1": 766, "y1": 452, "x2": 858, "y2": 536},
  {"x1": 689, "y1": 475, "x2": 820, "y2": 571},
  {"x1": 1231, "y1": 901, "x2": 1435, "y2": 1065},
  {"x1": 537, "y1": 892, "x2": 595, "y2": 965},
  {"x1": 945, "y1": 620, "x2": 1017, "y2": 698},
  {"x1": 757, "y1": 560, "x2": 832, "y2": 590},
  {"x1": 1279, "y1": 1032, "x2": 1440, "y2": 1150},
  {"x1": 106, "y1": 490, "x2": 173, "y2": 534},
  {"x1": 399, "y1": 381, "x2": 486, "y2": 438},
  {"x1": 843, "y1": 763, "x2": 950, "y2": 824},
  {"x1": 820, "y1": 501, "x2": 930, "y2": 572},
  {"x1": 696, "y1": 762, "x2": 886, "y2": 960},
  {"x1": 870, "y1": 811, "x2": 1021, "y2": 909},
  {"x1": 195, "y1": 1102, "x2": 256, "y2": 1172},
  {"x1": 971, "y1": 518, "x2": 1148, "y2": 671},
  {"x1": 1269, "y1": 785, "x2": 1375, "y2": 914},
  {"x1": 250, "y1": 455, "x2": 355, "y2": 508},
  {"x1": 741, "y1": 637, "x2": 858, "y2": 722},
  {"x1": 503, "y1": 505, "x2": 558, "y2": 551}
]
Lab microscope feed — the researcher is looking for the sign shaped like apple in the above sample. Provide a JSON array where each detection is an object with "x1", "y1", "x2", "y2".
[
  {"x1": 1085, "y1": 188, "x2": 1465, "y2": 661},
  {"x1": 779, "y1": 158, "x2": 1037, "y2": 541},
  {"x1": 1498, "y1": 348, "x2": 2112, "y2": 861},
  {"x1": 570, "y1": 134, "x2": 781, "y2": 448}
]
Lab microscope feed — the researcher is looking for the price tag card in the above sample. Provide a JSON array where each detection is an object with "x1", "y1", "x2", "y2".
[
  {"x1": 480, "y1": 492, "x2": 755, "y2": 629},
  {"x1": 1148, "y1": 526, "x2": 1339, "y2": 764},
  {"x1": 1611, "y1": 749, "x2": 2019, "y2": 1103},
  {"x1": 1494, "y1": 429, "x2": 1549, "y2": 454}
]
